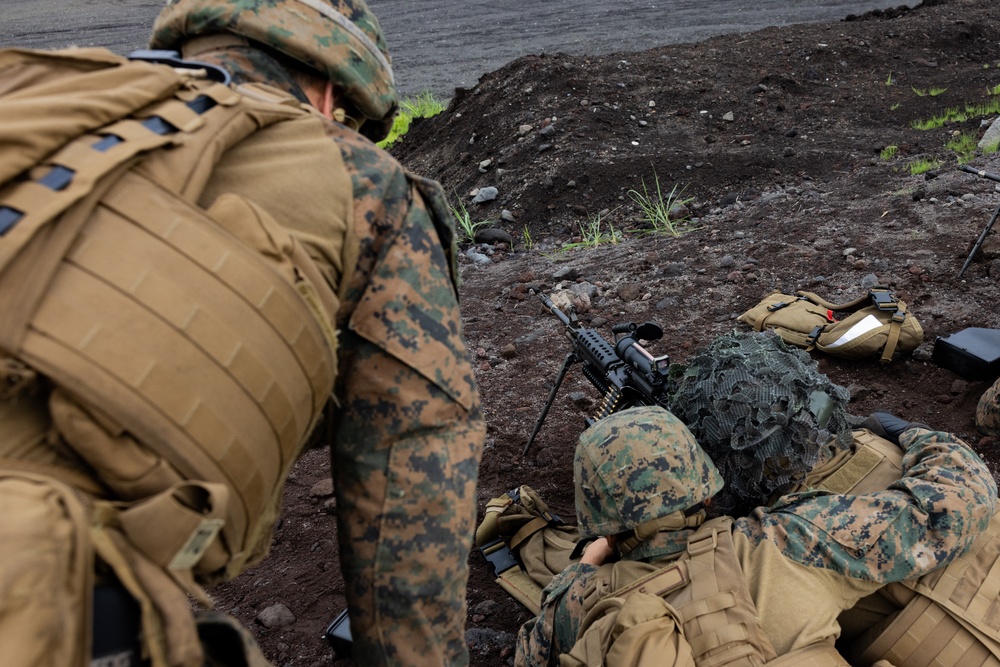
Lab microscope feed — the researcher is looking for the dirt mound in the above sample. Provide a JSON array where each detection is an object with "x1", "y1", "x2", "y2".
[{"x1": 209, "y1": 2, "x2": 1000, "y2": 665}]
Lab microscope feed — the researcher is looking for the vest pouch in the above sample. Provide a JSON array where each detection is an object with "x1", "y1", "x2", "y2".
[
  {"x1": 0, "y1": 470, "x2": 93, "y2": 667},
  {"x1": 737, "y1": 292, "x2": 835, "y2": 350},
  {"x1": 560, "y1": 593, "x2": 695, "y2": 667},
  {"x1": 849, "y1": 595, "x2": 1000, "y2": 667},
  {"x1": 739, "y1": 288, "x2": 923, "y2": 363},
  {"x1": 813, "y1": 306, "x2": 923, "y2": 363}
]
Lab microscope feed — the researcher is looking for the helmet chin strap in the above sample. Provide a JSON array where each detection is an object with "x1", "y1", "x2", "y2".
[{"x1": 617, "y1": 509, "x2": 707, "y2": 557}]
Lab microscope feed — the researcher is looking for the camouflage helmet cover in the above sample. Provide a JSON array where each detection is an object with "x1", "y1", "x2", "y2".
[
  {"x1": 150, "y1": 0, "x2": 398, "y2": 140},
  {"x1": 574, "y1": 406, "x2": 724, "y2": 538}
]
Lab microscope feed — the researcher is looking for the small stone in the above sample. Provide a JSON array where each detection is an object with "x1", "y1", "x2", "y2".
[
  {"x1": 472, "y1": 186, "x2": 498, "y2": 203},
  {"x1": 309, "y1": 478, "x2": 333, "y2": 498},
  {"x1": 257, "y1": 604, "x2": 295, "y2": 629},
  {"x1": 618, "y1": 284, "x2": 642, "y2": 302},
  {"x1": 722, "y1": 111, "x2": 735, "y2": 122}
]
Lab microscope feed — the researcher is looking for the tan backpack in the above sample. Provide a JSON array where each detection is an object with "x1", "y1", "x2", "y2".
[
  {"x1": 738, "y1": 287, "x2": 923, "y2": 363},
  {"x1": 0, "y1": 47, "x2": 342, "y2": 665}
]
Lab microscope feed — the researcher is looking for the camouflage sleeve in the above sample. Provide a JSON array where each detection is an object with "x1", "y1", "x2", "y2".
[
  {"x1": 515, "y1": 563, "x2": 596, "y2": 667},
  {"x1": 326, "y1": 126, "x2": 484, "y2": 665},
  {"x1": 736, "y1": 428, "x2": 997, "y2": 583}
]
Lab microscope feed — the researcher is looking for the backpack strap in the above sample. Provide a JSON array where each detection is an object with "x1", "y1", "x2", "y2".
[{"x1": 666, "y1": 517, "x2": 779, "y2": 667}]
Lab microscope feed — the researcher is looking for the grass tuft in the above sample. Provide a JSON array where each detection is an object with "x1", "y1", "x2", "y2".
[
  {"x1": 909, "y1": 157, "x2": 942, "y2": 175},
  {"x1": 449, "y1": 193, "x2": 492, "y2": 243},
  {"x1": 627, "y1": 173, "x2": 697, "y2": 237},
  {"x1": 378, "y1": 92, "x2": 446, "y2": 149}
]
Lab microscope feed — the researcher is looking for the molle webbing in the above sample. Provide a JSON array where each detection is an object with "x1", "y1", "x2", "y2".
[
  {"x1": 765, "y1": 642, "x2": 850, "y2": 666},
  {"x1": 664, "y1": 518, "x2": 778, "y2": 667},
  {"x1": 0, "y1": 49, "x2": 339, "y2": 583},
  {"x1": 903, "y1": 510, "x2": 1000, "y2": 659},
  {"x1": 854, "y1": 595, "x2": 1000, "y2": 666}
]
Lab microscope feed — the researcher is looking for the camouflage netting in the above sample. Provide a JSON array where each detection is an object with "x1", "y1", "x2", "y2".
[{"x1": 667, "y1": 330, "x2": 857, "y2": 517}]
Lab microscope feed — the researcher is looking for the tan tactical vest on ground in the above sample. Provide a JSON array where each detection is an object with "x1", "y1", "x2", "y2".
[{"x1": 0, "y1": 47, "x2": 345, "y2": 666}]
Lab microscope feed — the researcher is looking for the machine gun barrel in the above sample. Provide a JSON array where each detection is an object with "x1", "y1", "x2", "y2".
[{"x1": 523, "y1": 293, "x2": 671, "y2": 457}]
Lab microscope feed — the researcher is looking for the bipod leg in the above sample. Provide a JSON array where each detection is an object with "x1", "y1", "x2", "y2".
[
  {"x1": 523, "y1": 352, "x2": 577, "y2": 457},
  {"x1": 958, "y1": 200, "x2": 1000, "y2": 279}
]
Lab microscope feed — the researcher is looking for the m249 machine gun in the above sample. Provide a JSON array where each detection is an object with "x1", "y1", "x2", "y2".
[{"x1": 523, "y1": 293, "x2": 672, "y2": 456}]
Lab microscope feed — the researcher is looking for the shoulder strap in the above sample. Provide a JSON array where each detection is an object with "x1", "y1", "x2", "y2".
[{"x1": 664, "y1": 517, "x2": 779, "y2": 667}]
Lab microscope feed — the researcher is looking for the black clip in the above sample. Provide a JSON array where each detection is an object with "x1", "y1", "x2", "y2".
[
  {"x1": 807, "y1": 326, "x2": 824, "y2": 345},
  {"x1": 767, "y1": 301, "x2": 790, "y2": 312},
  {"x1": 479, "y1": 539, "x2": 519, "y2": 576},
  {"x1": 869, "y1": 289, "x2": 898, "y2": 312}
]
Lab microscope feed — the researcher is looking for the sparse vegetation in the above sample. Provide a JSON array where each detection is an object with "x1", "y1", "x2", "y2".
[
  {"x1": 946, "y1": 132, "x2": 979, "y2": 164},
  {"x1": 929, "y1": 87, "x2": 947, "y2": 97},
  {"x1": 627, "y1": 173, "x2": 697, "y2": 237},
  {"x1": 449, "y1": 194, "x2": 491, "y2": 243},
  {"x1": 909, "y1": 157, "x2": 942, "y2": 175},
  {"x1": 560, "y1": 211, "x2": 622, "y2": 251},
  {"x1": 377, "y1": 92, "x2": 447, "y2": 149},
  {"x1": 522, "y1": 225, "x2": 534, "y2": 251},
  {"x1": 911, "y1": 98, "x2": 1000, "y2": 130},
  {"x1": 880, "y1": 145, "x2": 898, "y2": 160}
]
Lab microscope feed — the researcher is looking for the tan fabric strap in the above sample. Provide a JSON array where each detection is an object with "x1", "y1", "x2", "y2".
[
  {"x1": 180, "y1": 33, "x2": 251, "y2": 59},
  {"x1": 509, "y1": 516, "x2": 550, "y2": 552}
]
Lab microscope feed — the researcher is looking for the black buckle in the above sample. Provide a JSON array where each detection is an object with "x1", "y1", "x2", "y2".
[
  {"x1": 479, "y1": 539, "x2": 519, "y2": 576},
  {"x1": 807, "y1": 326, "x2": 824, "y2": 345},
  {"x1": 869, "y1": 289, "x2": 897, "y2": 311},
  {"x1": 767, "y1": 301, "x2": 790, "y2": 312}
]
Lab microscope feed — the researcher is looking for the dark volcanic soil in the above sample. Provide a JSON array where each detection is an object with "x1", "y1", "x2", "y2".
[{"x1": 209, "y1": 1, "x2": 1000, "y2": 665}]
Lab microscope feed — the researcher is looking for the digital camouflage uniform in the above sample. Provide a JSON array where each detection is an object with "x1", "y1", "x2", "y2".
[
  {"x1": 148, "y1": 4, "x2": 486, "y2": 662},
  {"x1": 977, "y1": 378, "x2": 1000, "y2": 436},
  {"x1": 516, "y1": 408, "x2": 997, "y2": 666},
  {"x1": 0, "y1": 0, "x2": 482, "y2": 665}
]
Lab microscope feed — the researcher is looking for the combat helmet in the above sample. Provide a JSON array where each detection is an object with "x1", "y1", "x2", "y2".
[
  {"x1": 574, "y1": 406, "x2": 723, "y2": 540},
  {"x1": 150, "y1": 0, "x2": 398, "y2": 141}
]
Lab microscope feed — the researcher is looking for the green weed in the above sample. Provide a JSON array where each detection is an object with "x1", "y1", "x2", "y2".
[
  {"x1": 929, "y1": 87, "x2": 947, "y2": 97},
  {"x1": 984, "y1": 139, "x2": 1000, "y2": 155},
  {"x1": 522, "y1": 225, "x2": 534, "y2": 251},
  {"x1": 449, "y1": 194, "x2": 491, "y2": 243},
  {"x1": 911, "y1": 98, "x2": 1000, "y2": 131},
  {"x1": 561, "y1": 211, "x2": 621, "y2": 251},
  {"x1": 627, "y1": 173, "x2": 697, "y2": 237},
  {"x1": 880, "y1": 145, "x2": 899, "y2": 160},
  {"x1": 988, "y1": 84, "x2": 1000, "y2": 95},
  {"x1": 911, "y1": 87, "x2": 926, "y2": 97},
  {"x1": 909, "y1": 157, "x2": 942, "y2": 175},
  {"x1": 378, "y1": 92, "x2": 446, "y2": 149},
  {"x1": 890, "y1": 103, "x2": 901, "y2": 111},
  {"x1": 946, "y1": 132, "x2": 979, "y2": 164},
  {"x1": 885, "y1": 72, "x2": 894, "y2": 86}
]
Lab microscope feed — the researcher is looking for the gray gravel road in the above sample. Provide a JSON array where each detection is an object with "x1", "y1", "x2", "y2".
[{"x1": 1, "y1": 0, "x2": 914, "y2": 96}]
